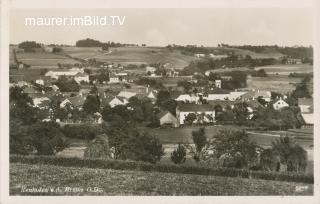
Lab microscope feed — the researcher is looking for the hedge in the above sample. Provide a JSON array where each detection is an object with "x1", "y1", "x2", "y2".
[{"x1": 10, "y1": 154, "x2": 313, "y2": 184}]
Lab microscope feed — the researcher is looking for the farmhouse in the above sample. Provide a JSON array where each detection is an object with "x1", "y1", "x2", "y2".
[
  {"x1": 60, "y1": 96, "x2": 86, "y2": 109},
  {"x1": 176, "y1": 104, "x2": 215, "y2": 125},
  {"x1": 241, "y1": 90, "x2": 272, "y2": 102},
  {"x1": 158, "y1": 111, "x2": 179, "y2": 128},
  {"x1": 146, "y1": 66, "x2": 157, "y2": 75},
  {"x1": 109, "y1": 96, "x2": 129, "y2": 108},
  {"x1": 74, "y1": 73, "x2": 89, "y2": 84},
  {"x1": 45, "y1": 68, "x2": 84, "y2": 79},
  {"x1": 272, "y1": 98, "x2": 289, "y2": 110}
]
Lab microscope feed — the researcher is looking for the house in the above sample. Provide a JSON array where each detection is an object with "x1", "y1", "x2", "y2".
[
  {"x1": 33, "y1": 97, "x2": 50, "y2": 109},
  {"x1": 45, "y1": 68, "x2": 84, "y2": 79},
  {"x1": 146, "y1": 66, "x2": 157, "y2": 75},
  {"x1": 109, "y1": 96, "x2": 129, "y2": 108},
  {"x1": 214, "y1": 80, "x2": 222, "y2": 88},
  {"x1": 35, "y1": 79, "x2": 44, "y2": 86},
  {"x1": 109, "y1": 73, "x2": 120, "y2": 84},
  {"x1": 298, "y1": 98, "x2": 313, "y2": 113},
  {"x1": 272, "y1": 98, "x2": 289, "y2": 110},
  {"x1": 60, "y1": 96, "x2": 86, "y2": 109},
  {"x1": 158, "y1": 111, "x2": 179, "y2": 127},
  {"x1": 194, "y1": 53, "x2": 206, "y2": 58},
  {"x1": 147, "y1": 90, "x2": 158, "y2": 100},
  {"x1": 74, "y1": 73, "x2": 89, "y2": 84},
  {"x1": 176, "y1": 104, "x2": 215, "y2": 125},
  {"x1": 241, "y1": 90, "x2": 271, "y2": 102}
]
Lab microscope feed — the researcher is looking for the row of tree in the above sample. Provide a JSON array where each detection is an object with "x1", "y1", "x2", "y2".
[{"x1": 171, "y1": 128, "x2": 307, "y2": 173}]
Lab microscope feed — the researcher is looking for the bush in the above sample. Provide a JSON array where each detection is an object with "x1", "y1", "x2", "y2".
[
  {"x1": 171, "y1": 144, "x2": 186, "y2": 164},
  {"x1": 10, "y1": 155, "x2": 313, "y2": 184},
  {"x1": 61, "y1": 125, "x2": 101, "y2": 140}
]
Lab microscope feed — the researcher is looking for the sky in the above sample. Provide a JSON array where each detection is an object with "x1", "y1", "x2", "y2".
[{"x1": 10, "y1": 8, "x2": 314, "y2": 46}]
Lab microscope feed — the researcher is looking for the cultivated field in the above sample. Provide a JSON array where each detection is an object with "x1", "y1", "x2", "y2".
[
  {"x1": 255, "y1": 64, "x2": 313, "y2": 75},
  {"x1": 62, "y1": 46, "x2": 106, "y2": 59},
  {"x1": 248, "y1": 75, "x2": 302, "y2": 94},
  {"x1": 15, "y1": 52, "x2": 80, "y2": 68},
  {"x1": 213, "y1": 47, "x2": 285, "y2": 59},
  {"x1": 93, "y1": 47, "x2": 197, "y2": 69},
  {"x1": 10, "y1": 163, "x2": 313, "y2": 195}
]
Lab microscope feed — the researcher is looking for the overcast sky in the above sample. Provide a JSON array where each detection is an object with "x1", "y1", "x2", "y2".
[{"x1": 10, "y1": 8, "x2": 314, "y2": 46}]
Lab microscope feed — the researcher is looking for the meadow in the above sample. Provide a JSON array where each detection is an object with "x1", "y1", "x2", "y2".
[
  {"x1": 255, "y1": 64, "x2": 313, "y2": 75},
  {"x1": 10, "y1": 163, "x2": 313, "y2": 195},
  {"x1": 93, "y1": 47, "x2": 197, "y2": 69},
  {"x1": 248, "y1": 75, "x2": 302, "y2": 94},
  {"x1": 15, "y1": 52, "x2": 80, "y2": 68}
]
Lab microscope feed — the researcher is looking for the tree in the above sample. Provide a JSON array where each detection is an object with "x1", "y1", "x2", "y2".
[
  {"x1": 184, "y1": 113, "x2": 197, "y2": 125},
  {"x1": 84, "y1": 134, "x2": 110, "y2": 159},
  {"x1": 83, "y1": 95, "x2": 100, "y2": 114},
  {"x1": 233, "y1": 102, "x2": 249, "y2": 124},
  {"x1": 156, "y1": 90, "x2": 171, "y2": 106},
  {"x1": 171, "y1": 144, "x2": 187, "y2": 164},
  {"x1": 271, "y1": 136, "x2": 307, "y2": 173},
  {"x1": 54, "y1": 76, "x2": 80, "y2": 92},
  {"x1": 28, "y1": 122, "x2": 67, "y2": 155},
  {"x1": 211, "y1": 130, "x2": 258, "y2": 169},
  {"x1": 106, "y1": 126, "x2": 164, "y2": 163},
  {"x1": 192, "y1": 128, "x2": 207, "y2": 161}
]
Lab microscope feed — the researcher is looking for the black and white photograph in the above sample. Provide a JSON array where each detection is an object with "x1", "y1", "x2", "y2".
[{"x1": 0, "y1": 0, "x2": 319, "y2": 202}]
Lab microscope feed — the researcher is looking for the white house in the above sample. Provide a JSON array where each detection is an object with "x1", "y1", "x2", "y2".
[
  {"x1": 273, "y1": 98, "x2": 289, "y2": 110},
  {"x1": 194, "y1": 53, "x2": 206, "y2": 58},
  {"x1": 45, "y1": 68, "x2": 84, "y2": 80},
  {"x1": 147, "y1": 90, "x2": 158, "y2": 100},
  {"x1": 146, "y1": 66, "x2": 157, "y2": 74},
  {"x1": 74, "y1": 73, "x2": 89, "y2": 84},
  {"x1": 215, "y1": 80, "x2": 221, "y2": 88},
  {"x1": 109, "y1": 96, "x2": 129, "y2": 108},
  {"x1": 158, "y1": 111, "x2": 179, "y2": 127},
  {"x1": 176, "y1": 104, "x2": 215, "y2": 125},
  {"x1": 35, "y1": 79, "x2": 44, "y2": 86},
  {"x1": 33, "y1": 97, "x2": 50, "y2": 108}
]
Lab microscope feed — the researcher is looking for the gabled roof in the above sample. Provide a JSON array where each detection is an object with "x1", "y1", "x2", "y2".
[
  {"x1": 117, "y1": 91, "x2": 136, "y2": 99},
  {"x1": 67, "y1": 96, "x2": 86, "y2": 107},
  {"x1": 179, "y1": 104, "x2": 213, "y2": 112},
  {"x1": 157, "y1": 110, "x2": 176, "y2": 119},
  {"x1": 301, "y1": 113, "x2": 313, "y2": 125}
]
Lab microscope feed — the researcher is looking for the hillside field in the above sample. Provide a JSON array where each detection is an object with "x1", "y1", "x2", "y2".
[
  {"x1": 255, "y1": 64, "x2": 313, "y2": 75},
  {"x1": 15, "y1": 52, "x2": 80, "y2": 68},
  {"x1": 10, "y1": 163, "x2": 313, "y2": 196},
  {"x1": 93, "y1": 47, "x2": 197, "y2": 69}
]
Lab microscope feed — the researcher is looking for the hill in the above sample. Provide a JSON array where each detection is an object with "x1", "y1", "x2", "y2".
[{"x1": 10, "y1": 162, "x2": 313, "y2": 195}]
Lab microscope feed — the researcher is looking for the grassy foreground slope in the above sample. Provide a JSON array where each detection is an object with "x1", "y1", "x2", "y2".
[{"x1": 10, "y1": 163, "x2": 313, "y2": 196}]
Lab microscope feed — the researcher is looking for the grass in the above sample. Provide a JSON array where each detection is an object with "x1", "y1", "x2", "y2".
[
  {"x1": 62, "y1": 46, "x2": 105, "y2": 59},
  {"x1": 255, "y1": 64, "x2": 313, "y2": 75},
  {"x1": 249, "y1": 75, "x2": 302, "y2": 94},
  {"x1": 93, "y1": 47, "x2": 197, "y2": 69},
  {"x1": 10, "y1": 163, "x2": 313, "y2": 195},
  {"x1": 15, "y1": 52, "x2": 80, "y2": 68}
]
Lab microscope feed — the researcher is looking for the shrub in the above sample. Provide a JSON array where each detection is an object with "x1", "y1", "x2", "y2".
[
  {"x1": 171, "y1": 144, "x2": 187, "y2": 164},
  {"x1": 10, "y1": 155, "x2": 314, "y2": 184}
]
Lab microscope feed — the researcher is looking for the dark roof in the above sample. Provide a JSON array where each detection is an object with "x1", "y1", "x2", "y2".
[
  {"x1": 207, "y1": 100, "x2": 236, "y2": 108},
  {"x1": 178, "y1": 104, "x2": 213, "y2": 112},
  {"x1": 67, "y1": 96, "x2": 86, "y2": 107}
]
